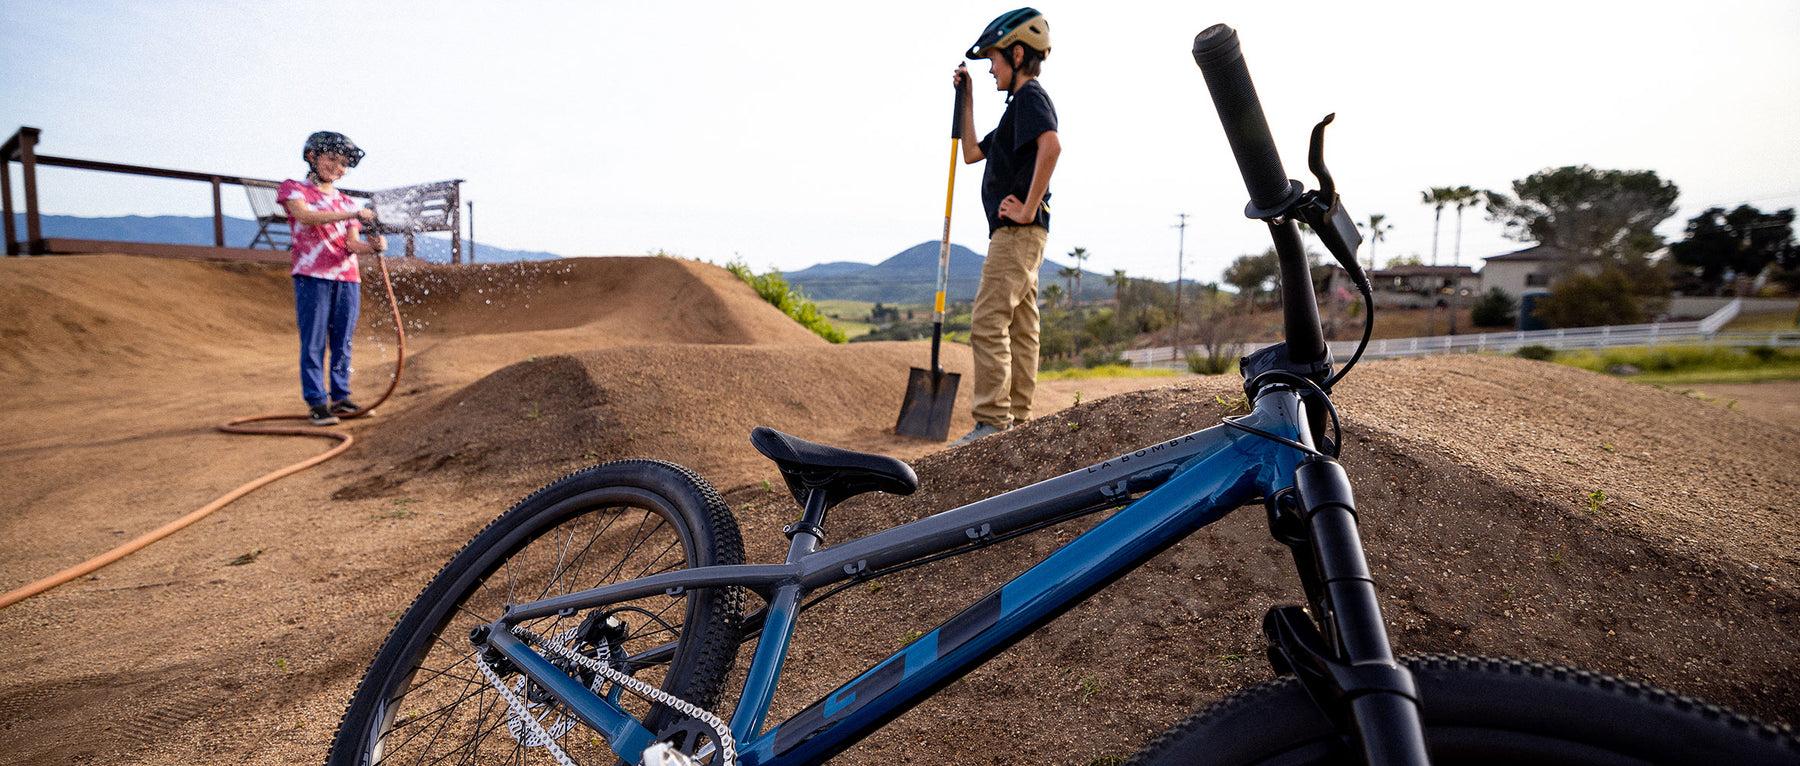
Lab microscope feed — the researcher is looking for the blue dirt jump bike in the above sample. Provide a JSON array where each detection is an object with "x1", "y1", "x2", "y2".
[{"x1": 326, "y1": 25, "x2": 1799, "y2": 766}]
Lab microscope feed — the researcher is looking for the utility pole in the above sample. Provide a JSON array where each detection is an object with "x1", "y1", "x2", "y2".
[
  {"x1": 467, "y1": 201, "x2": 476, "y2": 264},
  {"x1": 1173, "y1": 213, "x2": 1189, "y2": 362}
]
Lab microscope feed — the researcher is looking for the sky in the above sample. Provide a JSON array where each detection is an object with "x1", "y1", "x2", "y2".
[{"x1": 4, "y1": 1, "x2": 1798, "y2": 285}]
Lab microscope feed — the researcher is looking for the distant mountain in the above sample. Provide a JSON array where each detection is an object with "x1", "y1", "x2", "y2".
[
  {"x1": 8, "y1": 213, "x2": 562, "y2": 263},
  {"x1": 785, "y1": 241, "x2": 1110, "y2": 305}
]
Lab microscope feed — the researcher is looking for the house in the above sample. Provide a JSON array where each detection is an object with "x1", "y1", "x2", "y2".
[
  {"x1": 1478, "y1": 244, "x2": 1576, "y2": 302},
  {"x1": 1368, "y1": 265, "x2": 1479, "y2": 297}
]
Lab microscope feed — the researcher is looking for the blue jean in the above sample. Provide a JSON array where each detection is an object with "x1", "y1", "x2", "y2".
[{"x1": 294, "y1": 275, "x2": 360, "y2": 406}]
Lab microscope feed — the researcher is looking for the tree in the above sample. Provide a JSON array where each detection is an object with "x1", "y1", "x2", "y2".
[
  {"x1": 1447, "y1": 186, "x2": 1485, "y2": 266},
  {"x1": 1668, "y1": 205, "x2": 1797, "y2": 294},
  {"x1": 1485, "y1": 166, "x2": 1678, "y2": 273},
  {"x1": 1106, "y1": 268, "x2": 1129, "y2": 309},
  {"x1": 1068, "y1": 247, "x2": 1089, "y2": 305},
  {"x1": 1358, "y1": 213, "x2": 1392, "y2": 273},
  {"x1": 1421, "y1": 186, "x2": 1461, "y2": 266},
  {"x1": 1531, "y1": 270, "x2": 1644, "y2": 328},
  {"x1": 1223, "y1": 249, "x2": 1280, "y2": 307},
  {"x1": 1040, "y1": 282, "x2": 1064, "y2": 309},
  {"x1": 1470, "y1": 287, "x2": 1517, "y2": 327},
  {"x1": 1057, "y1": 265, "x2": 1079, "y2": 308}
]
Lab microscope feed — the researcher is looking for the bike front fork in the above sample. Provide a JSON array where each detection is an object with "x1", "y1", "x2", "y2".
[{"x1": 1265, "y1": 456, "x2": 1430, "y2": 766}]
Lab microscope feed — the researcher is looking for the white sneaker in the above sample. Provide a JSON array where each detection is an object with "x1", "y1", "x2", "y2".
[{"x1": 950, "y1": 422, "x2": 1005, "y2": 447}]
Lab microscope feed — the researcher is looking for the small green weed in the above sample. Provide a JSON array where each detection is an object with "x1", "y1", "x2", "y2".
[
  {"x1": 1586, "y1": 490, "x2": 1608, "y2": 514},
  {"x1": 1219, "y1": 653, "x2": 1248, "y2": 667},
  {"x1": 1215, "y1": 394, "x2": 1251, "y2": 415},
  {"x1": 1078, "y1": 673, "x2": 1102, "y2": 701},
  {"x1": 385, "y1": 498, "x2": 415, "y2": 519},
  {"x1": 900, "y1": 629, "x2": 924, "y2": 646}
]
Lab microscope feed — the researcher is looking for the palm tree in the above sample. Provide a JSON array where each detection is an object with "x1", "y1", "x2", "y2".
[
  {"x1": 1068, "y1": 247, "x2": 1089, "y2": 306},
  {"x1": 1447, "y1": 186, "x2": 1484, "y2": 266},
  {"x1": 1106, "y1": 268, "x2": 1128, "y2": 309},
  {"x1": 1421, "y1": 186, "x2": 1460, "y2": 266},
  {"x1": 1057, "y1": 265, "x2": 1079, "y2": 308},
  {"x1": 1041, "y1": 282, "x2": 1064, "y2": 309},
  {"x1": 1358, "y1": 213, "x2": 1392, "y2": 273}
]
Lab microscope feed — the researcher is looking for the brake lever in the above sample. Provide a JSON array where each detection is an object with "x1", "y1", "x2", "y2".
[{"x1": 1290, "y1": 114, "x2": 1365, "y2": 285}]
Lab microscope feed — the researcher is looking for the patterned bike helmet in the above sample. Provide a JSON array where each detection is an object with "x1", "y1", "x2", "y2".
[
  {"x1": 302, "y1": 131, "x2": 365, "y2": 168},
  {"x1": 966, "y1": 7, "x2": 1050, "y2": 60}
]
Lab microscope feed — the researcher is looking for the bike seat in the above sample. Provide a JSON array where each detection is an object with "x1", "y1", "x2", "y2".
[{"x1": 751, "y1": 426, "x2": 919, "y2": 511}]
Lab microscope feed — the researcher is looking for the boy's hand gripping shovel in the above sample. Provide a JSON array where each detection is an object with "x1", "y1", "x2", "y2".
[{"x1": 895, "y1": 72, "x2": 967, "y2": 440}]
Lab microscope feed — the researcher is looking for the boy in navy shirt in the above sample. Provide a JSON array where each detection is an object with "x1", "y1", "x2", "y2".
[{"x1": 951, "y1": 8, "x2": 1061, "y2": 447}]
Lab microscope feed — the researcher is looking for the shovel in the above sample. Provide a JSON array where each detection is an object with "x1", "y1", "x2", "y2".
[{"x1": 895, "y1": 71, "x2": 967, "y2": 440}]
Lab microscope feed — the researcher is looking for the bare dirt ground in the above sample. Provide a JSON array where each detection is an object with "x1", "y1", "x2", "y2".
[{"x1": 1, "y1": 254, "x2": 1796, "y2": 765}]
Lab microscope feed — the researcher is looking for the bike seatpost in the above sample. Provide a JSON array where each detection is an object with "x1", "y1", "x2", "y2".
[{"x1": 1191, "y1": 24, "x2": 1327, "y2": 368}]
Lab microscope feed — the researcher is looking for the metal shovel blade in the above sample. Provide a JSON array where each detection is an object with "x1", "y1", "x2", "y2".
[{"x1": 894, "y1": 368, "x2": 960, "y2": 441}]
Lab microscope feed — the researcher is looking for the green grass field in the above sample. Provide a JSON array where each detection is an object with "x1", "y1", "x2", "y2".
[
  {"x1": 813, "y1": 299, "x2": 937, "y2": 339},
  {"x1": 1550, "y1": 344, "x2": 1800, "y2": 385}
]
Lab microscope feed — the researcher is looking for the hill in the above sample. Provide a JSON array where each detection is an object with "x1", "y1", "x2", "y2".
[
  {"x1": 9, "y1": 213, "x2": 562, "y2": 263},
  {"x1": 786, "y1": 240, "x2": 1111, "y2": 304},
  {"x1": 0, "y1": 251, "x2": 1794, "y2": 765}
]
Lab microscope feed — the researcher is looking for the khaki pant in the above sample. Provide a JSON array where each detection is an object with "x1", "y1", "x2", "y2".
[{"x1": 970, "y1": 224, "x2": 1049, "y2": 427}]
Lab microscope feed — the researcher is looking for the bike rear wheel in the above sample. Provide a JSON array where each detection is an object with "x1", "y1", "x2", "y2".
[
  {"x1": 1129, "y1": 654, "x2": 1798, "y2": 766},
  {"x1": 326, "y1": 460, "x2": 746, "y2": 765}
]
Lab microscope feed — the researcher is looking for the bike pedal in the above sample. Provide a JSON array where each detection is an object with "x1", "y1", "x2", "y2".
[{"x1": 643, "y1": 741, "x2": 703, "y2": 766}]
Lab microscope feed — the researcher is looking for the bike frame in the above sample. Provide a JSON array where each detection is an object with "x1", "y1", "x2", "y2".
[{"x1": 485, "y1": 387, "x2": 1317, "y2": 765}]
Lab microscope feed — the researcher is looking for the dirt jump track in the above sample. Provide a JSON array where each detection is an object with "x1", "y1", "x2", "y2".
[{"x1": 0, "y1": 253, "x2": 1796, "y2": 765}]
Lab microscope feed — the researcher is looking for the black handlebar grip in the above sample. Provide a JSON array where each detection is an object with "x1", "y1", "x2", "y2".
[{"x1": 1193, "y1": 24, "x2": 1301, "y2": 218}]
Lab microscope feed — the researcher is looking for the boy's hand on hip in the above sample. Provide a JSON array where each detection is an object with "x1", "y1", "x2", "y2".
[{"x1": 998, "y1": 195, "x2": 1036, "y2": 224}]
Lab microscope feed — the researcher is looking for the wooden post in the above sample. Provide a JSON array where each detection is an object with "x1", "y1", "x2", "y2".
[
  {"x1": 210, "y1": 177, "x2": 225, "y2": 247},
  {"x1": 18, "y1": 127, "x2": 43, "y2": 254}
]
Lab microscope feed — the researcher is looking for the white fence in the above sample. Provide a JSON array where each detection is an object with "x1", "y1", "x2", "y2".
[{"x1": 1123, "y1": 298, "x2": 1800, "y2": 368}]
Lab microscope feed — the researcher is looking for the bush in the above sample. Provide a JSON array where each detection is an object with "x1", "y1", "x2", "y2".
[
  {"x1": 1470, "y1": 287, "x2": 1517, "y2": 327},
  {"x1": 725, "y1": 260, "x2": 847, "y2": 343},
  {"x1": 1515, "y1": 345, "x2": 1556, "y2": 361},
  {"x1": 1187, "y1": 351, "x2": 1236, "y2": 375},
  {"x1": 1081, "y1": 348, "x2": 1126, "y2": 368}
]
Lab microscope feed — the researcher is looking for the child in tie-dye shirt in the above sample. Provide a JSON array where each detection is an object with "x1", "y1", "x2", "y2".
[{"x1": 279, "y1": 131, "x2": 384, "y2": 426}]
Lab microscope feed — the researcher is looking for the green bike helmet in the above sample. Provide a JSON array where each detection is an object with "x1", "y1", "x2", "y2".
[
  {"x1": 302, "y1": 131, "x2": 364, "y2": 168},
  {"x1": 966, "y1": 7, "x2": 1051, "y2": 60}
]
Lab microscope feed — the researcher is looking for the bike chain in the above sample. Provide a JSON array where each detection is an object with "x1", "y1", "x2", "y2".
[
  {"x1": 502, "y1": 623, "x2": 739, "y2": 766},
  {"x1": 474, "y1": 644, "x2": 581, "y2": 766}
]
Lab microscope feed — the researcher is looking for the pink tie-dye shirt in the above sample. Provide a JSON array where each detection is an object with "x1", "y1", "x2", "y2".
[{"x1": 278, "y1": 179, "x2": 361, "y2": 282}]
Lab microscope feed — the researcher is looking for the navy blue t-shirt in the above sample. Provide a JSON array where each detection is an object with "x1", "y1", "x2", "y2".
[{"x1": 978, "y1": 79, "x2": 1057, "y2": 236}]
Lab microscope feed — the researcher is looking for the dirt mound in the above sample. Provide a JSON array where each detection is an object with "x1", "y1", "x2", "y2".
[
  {"x1": 334, "y1": 342, "x2": 974, "y2": 499},
  {"x1": 0, "y1": 255, "x2": 291, "y2": 384},
  {"x1": 369, "y1": 256, "x2": 826, "y2": 346}
]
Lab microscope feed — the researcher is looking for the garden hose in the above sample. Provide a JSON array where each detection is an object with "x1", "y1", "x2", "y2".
[{"x1": 0, "y1": 248, "x2": 407, "y2": 610}]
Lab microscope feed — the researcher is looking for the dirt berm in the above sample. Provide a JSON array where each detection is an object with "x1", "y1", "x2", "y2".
[{"x1": 0, "y1": 254, "x2": 1793, "y2": 765}]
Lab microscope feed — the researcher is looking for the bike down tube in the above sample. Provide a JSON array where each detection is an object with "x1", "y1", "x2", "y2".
[{"x1": 738, "y1": 390, "x2": 1313, "y2": 766}]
